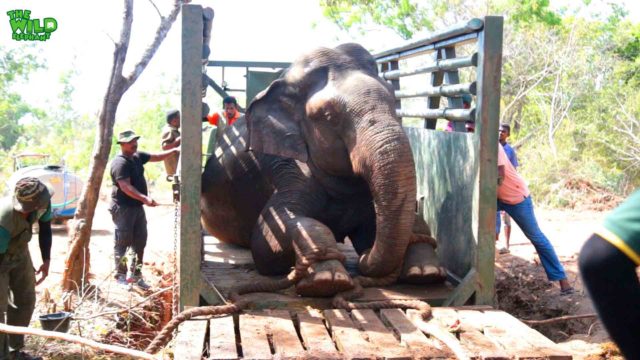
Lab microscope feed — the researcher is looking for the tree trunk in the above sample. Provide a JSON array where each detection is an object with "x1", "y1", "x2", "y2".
[{"x1": 62, "y1": 0, "x2": 183, "y2": 295}]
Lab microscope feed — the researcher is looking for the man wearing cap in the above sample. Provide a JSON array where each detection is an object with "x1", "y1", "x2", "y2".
[
  {"x1": 160, "y1": 109, "x2": 181, "y2": 177},
  {"x1": 110, "y1": 130, "x2": 179, "y2": 290},
  {"x1": 0, "y1": 177, "x2": 53, "y2": 360}
]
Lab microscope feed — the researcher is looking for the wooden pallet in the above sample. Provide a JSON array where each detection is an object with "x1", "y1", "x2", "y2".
[
  {"x1": 201, "y1": 236, "x2": 454, "y2": 309},
  {"x1": 174, "y1": 307, "x2": 572, "y2": 360}
]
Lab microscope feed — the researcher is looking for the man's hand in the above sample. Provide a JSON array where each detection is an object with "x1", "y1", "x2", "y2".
[
  {"x1": 35, "y1": 259, "x2": 50, "y2": 285},
  {"x1": 144, "y1": 196, "x2": 158, "y2": 207}
]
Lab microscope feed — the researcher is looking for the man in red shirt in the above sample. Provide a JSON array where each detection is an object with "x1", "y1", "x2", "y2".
[{"x1": 205, "y1": 96, "x2": 242, "y2": 127}]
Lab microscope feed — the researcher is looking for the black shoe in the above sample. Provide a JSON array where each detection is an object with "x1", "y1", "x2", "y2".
[
  {"x1": 10, "y1": 351, "x2": 43, "y2": 360},
  {"x1": 128, "y1": 276, "x2": 151, "y2": 291}
]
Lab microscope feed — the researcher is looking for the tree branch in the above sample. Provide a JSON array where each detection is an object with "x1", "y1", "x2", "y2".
[
  {"x1": 114, "y1": 0, "x2": 134, "y2": 79},
  {"x1": 523, "y1": 313, "x2": 597, "y2": 325},
  {"x1": 124, "y1": 0, "x2": 183, "y2": 88},
  {"x1": 147, "y1": 0, "x2": 163, "y2": 18},
  {"x1": 73, "y1": 287, "x2": 170, "y2": 321},
  {"x1": 0, "y1": 323, "x2": 158, "y2": 359}
]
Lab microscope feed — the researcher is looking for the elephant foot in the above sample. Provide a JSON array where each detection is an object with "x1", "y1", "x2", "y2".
[
  {"x1": 296, "y1": 259, "x2": 354, "y2": 297},
  {"x1": 399, "y1": 242, "x2": 447, "y2": 284}
]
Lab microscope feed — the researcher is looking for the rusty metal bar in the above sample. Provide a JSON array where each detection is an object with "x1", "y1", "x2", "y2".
[
  {"x1": 207, "y1": 60, "x2": 290, "y2": 68},
  {"x1": 395, "y1": 82, "x2": 476, "y2": 99},
  {"x1": 382, "y1": 54, "x2": 477, "y2": 80},
  {"x1": 396, "y1": 108, "x2": 475, "y2": 121},
  {"x1": 375, "y1": 18, "x2": 483, "y2": 61},
  {"x1": 377, "y1": 33, "x2": 478, "y2": 63}
]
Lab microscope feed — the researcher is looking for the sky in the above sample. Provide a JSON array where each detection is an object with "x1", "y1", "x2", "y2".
[
  {"x1": 0, "y1": 0, "x2": 402, "y2": 120},
  {"x1": 1, "y1": 0, "x2": 639, "y2": 123}
]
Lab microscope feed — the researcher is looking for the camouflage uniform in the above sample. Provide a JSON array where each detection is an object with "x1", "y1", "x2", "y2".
[{"x1": 0, "y1": 178, "x2": 51, "y2": 360}]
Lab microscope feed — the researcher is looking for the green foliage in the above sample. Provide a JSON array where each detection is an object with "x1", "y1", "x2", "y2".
[
  {"x1": 0, "y1": 45, "x2": 44, "y2": 150},
  {"x1": 320, "y1": 0, "x2": 437, "y2": 39},
  {"x1": 503, "y1": 0, "x2": 562, "y2": 28}
]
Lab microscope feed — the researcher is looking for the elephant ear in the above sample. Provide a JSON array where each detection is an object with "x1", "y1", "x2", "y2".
[
  {"x1": 246, "y1": 80, "x2": 308, "y2": 162},
  {"x1": 246, "y1": 66, "x2": 328, "y2": 162}
]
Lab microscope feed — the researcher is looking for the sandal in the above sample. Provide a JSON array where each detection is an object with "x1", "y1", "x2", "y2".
[
  {"x1": 560, "y1": 287, "x2": 575, "y2": 296},
  {"x1": 498, "y1": 247, "x2": 510, "y2": 254}
]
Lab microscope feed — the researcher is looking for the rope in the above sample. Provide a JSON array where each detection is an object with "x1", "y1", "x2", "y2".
[
  {"x1": 145, "y1": 269, "x2": 303, "y2": 354},
  {"x1": 146, "y1": 244, "x2": 435, "y2": 353},
  {"x1": 331, "y1": 266, "x2": 433, "y2": 320}
]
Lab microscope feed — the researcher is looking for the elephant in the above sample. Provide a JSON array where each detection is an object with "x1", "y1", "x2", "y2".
[{"x1": 201, "y1": 43, "x2": 446, "y2": 297}]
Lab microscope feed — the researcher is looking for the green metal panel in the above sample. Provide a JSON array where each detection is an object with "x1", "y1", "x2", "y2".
[
  {"x1": 405, "y1": 128, "x2": 477, "y2": 277},
  {"x1": 180, "y1": 4, "x2": 204, "y2": 311},
  {"x1": 246, "y1": 70, "x2": 281, "y2": 105}
]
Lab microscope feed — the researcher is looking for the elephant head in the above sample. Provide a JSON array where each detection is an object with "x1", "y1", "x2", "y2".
[{"x1": 245, "y1": 43, "x2": 416, "y2": 277}]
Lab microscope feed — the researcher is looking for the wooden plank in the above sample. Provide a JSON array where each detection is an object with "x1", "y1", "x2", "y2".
[
  {"x1": 483, "y1": 310, "x2": 572, "y2": 359},
  {"x1": 380, "y1": 308, "x2": 451, "y2": 359},
  {"x1": 209, "y1": 315, "x2": 237, "y2": 360},
  {"x1": 429, "y1": 308, "x2": 461, "y2": 332},
  {"x1": 443, "y1": 268, "x2": 477, "y2": 306},
  {"x1": 175, "y1": 320, "x2": 208, "y2": 360},
  {"x1": 180, "y1": 4, "x2": 204, "y2": 311},
  {"x1": 455, "y1": 309, "x2": 510, "y2": 360},
  {"x1": 351, "y1": 309, "x2": 412, "y2": 360},
  {"x1": 265, "y1": 310, "x2": 305, "y2": 359},
  {"x1": 296, "y1": 310, "x2": 341, "y2": 359},
  {"x1": 323, "y1": 309, "x2": 377, "y2": 360},
  {"x1": 238, "y1": 311, "x2": 272, "y2": 360},
  {"x1": 408, "y1": 309, "x2": 469, "y2": 360},
  {"x1": 483, "y1": 325, "x2": 546, "y2": 359},
  {"x1": 473, "y1": 15, "x2": 503, "y2": 306}
]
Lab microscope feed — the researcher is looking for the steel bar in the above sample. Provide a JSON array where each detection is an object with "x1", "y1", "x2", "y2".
[
  {"x1": 474, "y1": 16, "x2": 504, "y2": 306},
  {"x1": 376, "y1": 33, "x2": 478, "y2": 63},
  {"x1": 442, "y1": 47, "x2": 467, "y2": 132},
  {"x1": 208, "y1": 60, "x2": 290, "y2": 68},
  {"x1": 395, "y1": 82, "x2": 476, "y2": 99},
  {"x1": 180, "y1": 4, "x2": 203, "y2": 311},
  {"x1": 204, "y1": 75, "x2": 246, "y2": 112},
  {"x1": 375, "y1": 18, "x2": 483, "y2": 59},
  {"x1": 382, "y1": 54, "x2": 477, "y2": 80},
  {"x1": 396, "y1": 108, "x2": 475, "y2": 121}
]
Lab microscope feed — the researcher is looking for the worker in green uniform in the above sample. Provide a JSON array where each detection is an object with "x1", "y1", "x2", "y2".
[
  {"x1": 579, "y1": 189, "x2": 640, "y2": 359},
  {"x1": 0, "y1": 177, "x2": 53, "y2": 360}
]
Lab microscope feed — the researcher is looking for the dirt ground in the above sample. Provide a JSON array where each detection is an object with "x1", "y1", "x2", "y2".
[{"x1": 22, "y1": 194, "x2": 622, "y2": 359}]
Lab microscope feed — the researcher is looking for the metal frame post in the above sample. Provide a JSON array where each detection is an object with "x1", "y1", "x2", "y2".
[
  {"x1": 474, "y1": 16, "x2": 503, "y2": 305},
  {"x1": 180, "y1": 4, "x2": 203, "y2": 311}
]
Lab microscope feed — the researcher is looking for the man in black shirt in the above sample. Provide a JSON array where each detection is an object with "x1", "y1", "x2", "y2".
[{"x1": 110, "y1": 129, "x2": 179, "y2": 290}]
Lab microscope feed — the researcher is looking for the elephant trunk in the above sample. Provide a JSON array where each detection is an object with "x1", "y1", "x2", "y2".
[{"x1": 353, "y1": 120, "x2": 416, "y2": 277}]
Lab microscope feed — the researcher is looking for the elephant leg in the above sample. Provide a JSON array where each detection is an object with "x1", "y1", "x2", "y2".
[
  {"x1": 292, "y1": 218, "x2": 353, "y2": 297},
  {"x1": 251, "y1": 202, "x2": 353, "y2": 297},
  {"x1": 398, "y1": 215, "x2": 447, "y2": 284}
]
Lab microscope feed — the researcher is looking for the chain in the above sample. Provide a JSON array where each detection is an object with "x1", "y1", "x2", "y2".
[{"x1": 171, "y1": 200, "x2": 180, "y2": 318}]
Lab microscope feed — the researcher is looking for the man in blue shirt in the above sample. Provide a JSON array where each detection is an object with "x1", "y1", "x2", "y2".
[{"x1": 496, "y1": 124, "x2": 519, "y2": 254}]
